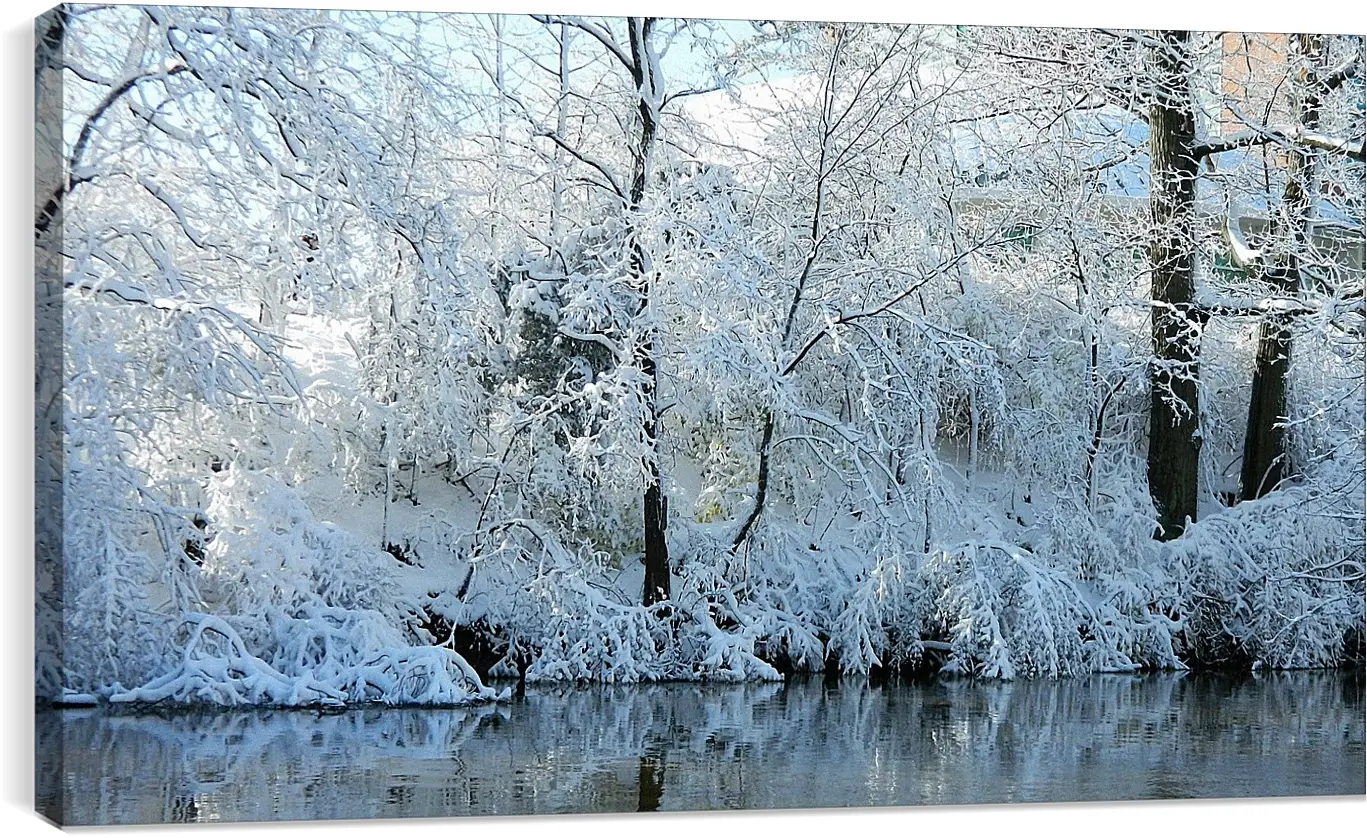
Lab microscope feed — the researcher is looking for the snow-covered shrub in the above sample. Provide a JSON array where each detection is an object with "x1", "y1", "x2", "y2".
[
  {"x1": 1169, "y1": 488, "x2": 1365, "y2": 669},
  {"x1": 434, "y1": 518, "x2": 814, "y2": 683},
  {"x1": 55, "y1": 302, "x2": 210, "y2": 697},
  {"x1": 808, "y1": 538, "x2": 928, "y2": 675},
  {"x1": 198, "y1": 469, "x2": 395, "y2": 620},
  {"x1": 923, "y1": 540, "x2": 1145, "y2": 678},
  {"x1": 1095, "y1": 564, "x2": 1187, "y2": 670},
  {"x1": 109, "y1": 614, "x2": 346, "y2": 707},
  {"x1": 88, "y1": 468, "x2": 503, "y2": 707},
  {"x1": 60, "y1": 437, "x2": 181, "y2": 695},
  {"x1": 109, "y1": 612, "x2": 503, "y2": 707},
  {"x1": 521, "y1": 570, "x2": 682, "y2": 683}
]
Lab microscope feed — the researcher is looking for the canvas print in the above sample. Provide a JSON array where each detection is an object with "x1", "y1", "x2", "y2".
[{"x1": 34, "y1": 2, "x2": 1365, "y2": 826}]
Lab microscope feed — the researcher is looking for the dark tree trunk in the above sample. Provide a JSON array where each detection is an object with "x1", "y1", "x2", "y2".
[
  {"x1": 1239, "y1": 35, "x2": 1325, "y2": 502},
  {"x1": 731, "y1": 415, "x2": 774, "y2": 550},
  {"x1": 1239, "y1": 316, "x2": 1293, "y2": 499},
  {"x1": 1146, "y1": 30, "x2": 1203, "y2": 540},
  {"x1": 625, "y1": 18, "x2": 670, "y2": 606}
]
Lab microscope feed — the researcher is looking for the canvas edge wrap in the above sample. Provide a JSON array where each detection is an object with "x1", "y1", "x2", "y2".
[{"x1": 35, "y1": 2, "x2": 71, "y2": 827}]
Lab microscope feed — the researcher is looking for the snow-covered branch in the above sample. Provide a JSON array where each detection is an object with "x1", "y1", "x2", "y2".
[{"x1": 1196, "y1": 119, "x2": 1367, "y2": 163}]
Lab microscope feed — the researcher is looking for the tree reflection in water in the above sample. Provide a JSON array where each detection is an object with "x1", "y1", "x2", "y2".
[{"x1": 37, "y1": 672, "x2": 1365, "y2": 825}]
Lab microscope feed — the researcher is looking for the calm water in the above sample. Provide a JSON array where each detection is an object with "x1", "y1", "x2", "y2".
[{"x1": 37, "y1": 672, "x2": 1365, "y2": 825}]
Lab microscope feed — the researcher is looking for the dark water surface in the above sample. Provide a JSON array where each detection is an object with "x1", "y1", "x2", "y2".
[{"x1": 37, "y1": 672, "x2": 1365, "y2": 824}]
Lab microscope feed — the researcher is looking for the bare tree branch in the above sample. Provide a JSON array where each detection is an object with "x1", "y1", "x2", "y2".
[{"x1": 529, "y1": 14, "x2": 632, "y2": 71}]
